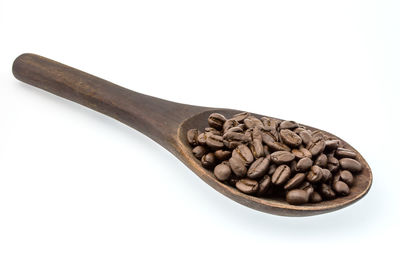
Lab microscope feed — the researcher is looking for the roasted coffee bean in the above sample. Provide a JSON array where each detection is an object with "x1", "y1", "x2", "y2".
[
  {"x1": 321, "y1": 183, "x2": 336, "y2": 199},
  {"x1": 261, "y1": 117, "x2": 279, "y2": 131},
  {"x1": 335, "y1": 148, "x2": 357, "y2": 159},
  {"x1": 340, "y1": 158, "x2": 362, "y2": 173},
  {"x1": 292, "y1": 149, "x2": 305, "y2": 159},
  {"x1": 309, "y1": 192, "x2": 322, "y2": 203},
  {"x1": 244, "y1": 118, "x2": 263, "y2": 129},
  {"x1": 339, "y1": 170, "x2": 354, "y2": 186},
  {"x1": 280, "y1": 129, "x2": 302, "y2": 147},
  {"x1": 271, "y1": 165, "x2": 291, "y2": 185},
  {"x1": 327, "y1": 155, "x2": 340, "y2": 172},
  {"x1": 297, "y1": 157, "x2": 313, "y2": 171},
  {"x1": 284, "y1": 173, "x2": 306, "y2": 190},
  {"x1": 249, "y1": 139, "x2": 265, "y2": 158},
  {"x1": 214, "y1": 150, "x2": 231, "y2": 161},
  {"x1": 232, "y1": 112, "x2": 249, "y2": 123},
  {"x1": 222, "y1": 119, "x2": 239, "y2": 133},
  {"x1": 266, "y1": 141, "x2": 291, "y2": 152},
  {"x1": 299, "y1": 147, "x2": 312, "y2": 158},
  {"x1": 279, "y1": 120, "x2": 299, "y2": 130},
  {"x1": 187, "y1": 129, "x2": 199, "y2": 145},
  {"x1": 197, "y1": 132, "x2": 207, "y2": 146},
  {"x1": 192, "y1": 146, "x2": 207, "y2": 159},
  {"x1": 311, "y1": 131, "x2": 325, "y2": 143},
  {"x1": 286, "y1": 189, "x2": 309, "y2": 205},
  {"x1": 225, "y1": 126, "x2": 243, "y2": 133},
  {"x1": 290, "y1": 160, "x2": 298, "y2": 173},
  {"x1": 261, "y1": 131, "x2": 277, "y2": 144},
  {"x1": 205, "y1": 127, "x2": 221, "y2": 135},
  {"x1": 294, "y1": 127, "x2": 306, "y2": 134},
  {"x1": 263, "y1": 145, "x2": 270, "y2": 156},
  {"x1": 206, "y1": 134, "x2": 224, "y2": 149},
  {"x1": 229, "y1": 156, "x2": 247, "y2": 177},
  {"x1": 201, "y1": 152, "x2": 216, "y2": 169},
  {"x1": 308, "y1": 140, "x2": 326, "y2": 156},
  {"x1": 321, "y1": 168, "x2": 332, "y2": 182},
  {"x1": 315, "y1": 154, "x2": 328, "y2": 167},
  {"x1": 214, "y1": 161, "x2": 232, "y2": 181},
  {"x1": 228, "y1": 176, "x2": 239, "y2": 187},
  {"x1": 236, "y1": 179, "x2": 259, "y2": 194},
  {"x1": 223, "y1": 131, "x2": 251, "y2": 143},
  {"x1": 270, "y1": 151, "x2": 295, "y2": 164},
  {"x1": 251, "y1": 126, "x2": 263, "y2": 140},
  {"x1": 247, "y1": 156, "x2": 270, "y2": 179},
  {"x1": 258, "y1": 175, "x2": 272, "y2": 195},
  {"x1": 299, "y1": 130, "x2": 312, "y2": 146},
  {"x1": 325, "y1": 140, "x2": 340, "y2": 150},
  {"x1": 298, "y1": 181, "x2": 314, "y2": 197},
  {"x1": 223, "y1": 140, "x2": 242, "y2": 149},
  {"x1": 232, "y1": 144, "x2": 254, "y2": 165},
  {"x1": 307, "y1": 165, "x2": 323, "y2": 183},
  {"x1": 208, "y1": 113, "x2": 226, "y2": 130},
  {"x1": 333, "y1": 181, "x2": 350, "y2": 196},
  {"x1": 268, "y1": 164, "x2": 277, "y2": 175}
]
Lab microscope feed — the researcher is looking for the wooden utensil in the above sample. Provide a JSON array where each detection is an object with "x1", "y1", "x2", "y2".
[{"x1": 12, "y1": 53, "x2": 372, "y2": 216}]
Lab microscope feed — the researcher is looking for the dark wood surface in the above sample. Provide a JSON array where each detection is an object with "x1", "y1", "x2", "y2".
[{"x1": 12, "y1": 53, "x2": 373, "y2": 216}]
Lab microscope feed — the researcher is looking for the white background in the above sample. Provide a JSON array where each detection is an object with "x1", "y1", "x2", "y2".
[{"x1": 1, "y1": 1, "x2": 399, "y2": 253}]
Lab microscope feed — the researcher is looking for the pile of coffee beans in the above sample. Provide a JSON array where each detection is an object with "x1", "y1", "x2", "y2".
[{"x1": 186, "y1": 112, "x2": 363, "y2": 205}]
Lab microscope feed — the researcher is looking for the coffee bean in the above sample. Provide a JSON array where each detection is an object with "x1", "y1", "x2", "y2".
[
  {"x1": 205, "y1": 127, "x2": 221, "y2": 135},
  {"x1": 290, "y1": 160, "x2": 298, "y2": 173},
  {"x1": 298, "y1": 181, "x2": 314, "y2": 197},
  {"x1": 197, "y1": 132, "x2": 207, "y2": 146},
  {"x1": 279, "y1": 120, "x2": 299, "y2": 130},
  {"x1": 268, "y1": 164, "x2": 277, "y2": 175},
  {"x1": 321, "y1": 168, "x2": 332, "y2": 182},
  {"x1": 251, "y1": 126, "x2": 263, "y2": 140},
  {"x1": 311, "y1": 131, "x2": 325, "y2": 143},
  {"x1": 307, "y1": 165, "x2": 323, "y2": 183},
  {"x1": 297, "y1": 157, "x2": 313, "y2": 171},
  {"x1": 327, "y1": 155, "x2": 340, "y2": 172},
  {"x1": 208, "y1": 113, "x2": 226, "y2": 130},
  {"x1": 247, "y1": 156, "x2": 270, "y2": 179},
  {"x1": 249, "y1": 139, "x2": 265, "y2": 158},
  {"x1": 299, "y1": 147, "x2": 312, "y2": 158},
  {"x1": 236, "y1": 179, "x2": 259, "y2": 194},
  {"x1": 223, "y1": 131, "x2": 251, "y2": 143},
  {"x1": 315, "y1": 154, "x2": 328, "y2": 167},
  {"x1": 232, "y1": 112, "x2": 249, "y2": 123},
  {"x1": 266, "y1": 141, "x2": 291, "y2": 152},
  {"x1": 225, "y1": 126, "x2": 243, "y2": 133},
  {"x1": 294, "y1": 127, "x2": 306, "y2": 134},
  {"x1": 321, "y1": 183, "x2": 336, "y2": 199},
  {"x1": 261, "y1": 117, "x2": 279, "y2": 131},
  {"x1": 206, "y1": 134, "x2": 224, "y2": 149},
  {"x1": 223, "y1": 119, "x2": 239, "y2": 133},
  {"x1": 286, "y1": 189, "x2": 309, "y2": 205},
  {"x1": 280, "y1": 129, "x2": 302, "y2": 147},
  {"x1": 333, "y1": 181, "x2": 350, "y2": 196},
  {"x1": 299, "y1": 130, "x2": 312, "y2": 146},
  {"x1": 271, "y1": 165, "x2": 291, "y2": 185},
  {"x1": 187, "y1": 129, "x2": 199, "y2": 145},
  {"x1": 232, "y1": 144, "x2": 254, "y2": 165},
  {"x1": 309, "y1": 192, "x2": 322, "y2": 203},
  {"x1": 214, "y1": 150, "x2": 231, "y2": 161},
  {"x1": 308, "y1": 140, "x2": 326, "y2": 156},
  {"x1": 325, "y1": 139, "x2": 340, "y2": 150},
  {"x1": 201, "y1": 152, "x2": 216, "y2": 169},
  {"x1": 335, "y1": 148, "x2": 357, "y2": 159},
  {"x1": 284, "y1": 173, "x2": 306, "y2": 190},
  {"x1": 339, "y1": 158, "x2": 362, "y2": 173},
  {"x1": 263, "y1": 145, "x2": 270, "y2": 156},
  {"x1": 340, "y1": 170, "x2": 354, "y2": 186},
  {"x1": 192, "y1": 145, "x2": 207, "y2": 159},
  {"x1": 244, "y1": 118, "x2": 263, "y2": 129},
  {"x1": 258, "y1": 175, "x2": 271, "y2": 195},
  {"x1": 229, "y1": 156, "x2": 247, "y2": 177},
  {"x1": 271, "y1": 151, "x2": 295, "y2": 164},
  {"x1": 214, "y1": 162, "x2": 232, "y2": 181}
]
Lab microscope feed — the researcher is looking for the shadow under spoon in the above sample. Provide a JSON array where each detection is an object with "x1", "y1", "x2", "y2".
[{"x1": 12, "y1": 53, "x2": 373, "y2": 216}]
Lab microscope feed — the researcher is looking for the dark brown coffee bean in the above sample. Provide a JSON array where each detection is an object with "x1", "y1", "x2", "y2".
[
  {"x1": 325, "y1": 140, "x2": 340, "y2": 150},
  {"x1": 308, "y1": 140, "x2": 326, "y2": 156},
  {"x1": 247, "y1": 156, "x2": 270, "y2": 179},
  {"x1": 232, "y1": 112, "x2": 249, "y2": 123},
  {"x1": 280, "y1": 129, "x2": 302, "y2": 147},
  {"x1": 286, "y1": 189, "x2": 308, "y2": 205},
  {"x1": 214, "y1": 161, "x2": 231, "y2": 181},
  {"x1": 197, "y1": 132, "x2": 207, "y2": 146},
  {"x1": 296, "y1": 157, "x2": 313, "y2": 171},
  {"x1": 268, "y1": 164, "x2": 277, "y2": 175},
  {"x1": 222, "y1": 119, "x2": 239, "y2": 133},
  {"x1": 206, "y1": 134, "x2": 224, "y2": 149},
  {"x1": 232, "y1": 144, "x2": 254, "y2": 165},
  {"x1": 223, "y1": 140, "x2": 241, "y2": 149},
  {"x1": 298, "y1": 181, "x2": 314, "y2": 197},
  {"x1": 201, "y1": 152, "x2": 216, "y2": 169},
  {"x1": 271, "y1": 165, "x2": 291, "y2": 185},
  {"x1": 333, "y1": 181, "x2": 350, "y2": 196},
  {"x1": 284, "y1": 173, "x2": 306, "y2": 190},
  {"x1": 228, "y1": 156, "x2": 247, "y2": 177},
  {"x1": 249, "y1": 139, "x2": 264, "y2": 158},
  {"x1": 260, "y1": 117, "x2": 279, "y2": 131},
  {"x1": 187, "y1": 129, "x2": 199, "y2": 145},
  {"x1": 266, "y1": 141, "x2": 291, "y2": 152},
  {"x1": 314, "y1": 154, "x2": 328, "y2": 167},
  {"x1": 205, "y1": 127, "x2": 221, "y2": 135},
  {"x1": 299, "y1": 130, "x2": 312, "y2": 146},
  {"x1": 321, "y1": 168, "x2": 332, "y2": 182},
  {"x1": 290, "y1": 160, "x2": 297, "y2": 173},
  {"x1": 192, "y1": 146, "x2": 207, "y2": 159},
  {"x1": 335, "y1": 148, "x2": 357, "y2": 159},
  {"x1": 294, "y1": 127, "x2": 306, "y2": 134},
  {"x1": 299, "y1": 147, "x2": 312, "y2": 158},
  {"x1": 292, "y1": 149, "x2": 305, "y2": 159},
  {"x1": 236, "y1": 179, "x2": 259, "y2": 194},
  {"x1": 225, "y1": 126, "x2": 243, "y2": 133},
  {"x1": 223, "y1": 131, "x2": 251, "y2": 143},
  {"x1": 327, "y1": 155, "x2": 340, "y2": 172},
  {"x1": 261, "y1": 131, "x2": 276, "y2": 144},
  {"x1": 320, "y1": 183, "x2": 336, "y2": 199},
  {"x1": 339, "y1": 158, "x2": 362, "y2": 173},
  {"x1": 244, "y1": 118, "x2": 263, "y2": 129},
  {"x1": 208, "y1": 113, "x2": 226, "y2": 130},
  {"x1": 311, "y1": 131, "x2": 325, "y2": 143},
  {"x1": 307, "y1": 165, "x2": 323, "y2": 183},
  {"x1": 340, "y1": 170, "x2": 354, "y2": 186},
  {"x1": 214, "y1": 150, "x2": 231, "y2": 161},
  {"x1": 251, "y1": 126, "x2": 263, "y2": 140},
  {"x1": 258, "y1": 175, "x2": 272, "y2": 195},
  {"x1": 270, "y1": 151, "x2": 295, "y2": 164},
  {"x1": 309, "y1": 192, "x2": 322, "y2": 203},
  {"x1": 279, "y1": 120, "x2": 299, "y2": 130}
]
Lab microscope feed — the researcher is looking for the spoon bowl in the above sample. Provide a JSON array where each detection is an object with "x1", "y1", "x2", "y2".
[{"x1": 12, "y1": 53, "x2": 373, "y2": 216}]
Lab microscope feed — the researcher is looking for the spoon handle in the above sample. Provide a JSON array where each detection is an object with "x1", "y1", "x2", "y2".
[{"x1": 12, "y1": 53, "x2": 206, "y2": 150}]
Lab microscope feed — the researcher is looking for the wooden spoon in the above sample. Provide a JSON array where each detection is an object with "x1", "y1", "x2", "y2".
[{"x1": 12, "y1": 53, "x2": 372, "y2": 216}]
